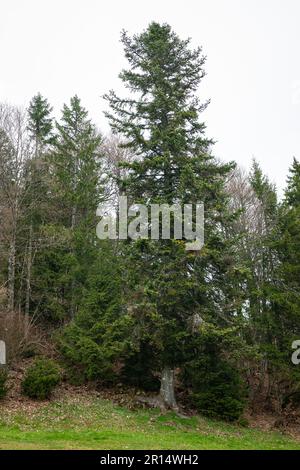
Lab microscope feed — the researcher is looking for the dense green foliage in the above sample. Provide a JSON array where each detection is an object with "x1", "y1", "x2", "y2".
[
  {"x1": 183, "y1": 344, "x2": 246, "y2": 420},
  {"x1": 58, "y1": 244, "x2": 133, "y2": 384},
  {"x1": 104, "y1": 22, "x2": 241, "y2": 411},
  {"x1": 21, "y1": 359, "x2": 61, "y2": 400},
  {"x1": 0, "y1": 369, "x2": 7, "y2": 399},
  {"x1": 28, "y1": 92, "x2": 54, "y2": 150}
]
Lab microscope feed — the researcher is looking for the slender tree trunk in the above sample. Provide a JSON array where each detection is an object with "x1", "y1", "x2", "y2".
[
  {"x1": 160, "y1": 366, "x2": 178, "y2": 410},
  {"x1": 71, "y1": 205, "x2": 76, "y2": 230},
  {"x1": 8, "y1": 230, "x2": 16, "y2": 311},
  {"x1": 70, "y1": 205, "x2": 76, "y2": 317},
  {"x1": 25, "y1": 223, "x2": 33, "y2": 332}
]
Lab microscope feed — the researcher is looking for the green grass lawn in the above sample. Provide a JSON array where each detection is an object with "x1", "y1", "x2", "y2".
[{"x1": 0, "y1": 397, "x2": 299, "y2": 450}]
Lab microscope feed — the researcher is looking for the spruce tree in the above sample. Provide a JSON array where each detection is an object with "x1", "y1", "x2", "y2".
[
  {"x1": 53, "y1": 95, "x2": 102, "y2": 230},
  {"x1": 248, "y1": 160, "x2": 278, "y2": 343},
  {"x1": 59, "y1": 241, "x2": 132, "y2": 383},
  {"x1": 256, "y1": 158, "x2": 300, "y2": 406},
  {"x1": 23, "y1": 94, "x2": 54, "y2": 323},
  {"x1": 105, "y1": 23, "x2": 236, "y2": 408},
  {"x1": 28, "y1": 93, "x2": 53, "y2": 155},
  {"x1": 285, "y1": 158, "x2": 300, "y2": 206},
  {"x1": 275, "y1": 159, "x2": 300, "y2": 339},
  {"x1": 45, "y1": 96, "x2": 103, "y2": 319}
]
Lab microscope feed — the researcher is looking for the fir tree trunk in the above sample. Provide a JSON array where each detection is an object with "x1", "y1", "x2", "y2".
[{"x1": 160, "y1": 366, "x2": 178, "y2": 410}]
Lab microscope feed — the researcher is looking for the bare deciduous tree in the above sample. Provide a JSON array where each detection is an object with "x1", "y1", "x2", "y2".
[{"x1": 0, "y1": 105, "x2": 32, "y2": 312}]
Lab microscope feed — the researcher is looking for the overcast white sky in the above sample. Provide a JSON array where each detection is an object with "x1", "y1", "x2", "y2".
[{"x1": 0, "y1": 0, "x2": 299, "y2": 193}]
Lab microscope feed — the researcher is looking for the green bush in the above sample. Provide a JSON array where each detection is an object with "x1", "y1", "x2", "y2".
[
  {"x1": 191, "y1": 362, "x2": 246, "y2": 421},
  {"x1": 58, "y1": 246, "x2": 133, "y2": 385},
  {"x1": 21, "y1": 358, "x2": 60, "y2": 400},
  {"x1": 0, "y1": 369, "x2": 7, "y2": 399},
  {"x1": 181, "y1": 326, "x2": 247, "y2": 422}
]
